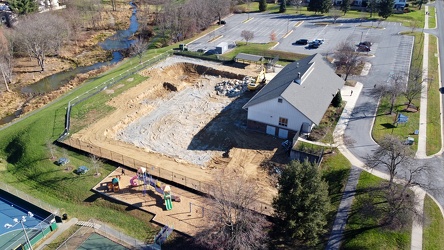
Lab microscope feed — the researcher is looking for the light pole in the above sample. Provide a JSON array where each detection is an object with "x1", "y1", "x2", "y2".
[
  {"x1": 4, "y1": 211, "x2": 34, "y2": 250},
  {"x1": 287, "y1": 19, "x2": 290, "y2": 33}
]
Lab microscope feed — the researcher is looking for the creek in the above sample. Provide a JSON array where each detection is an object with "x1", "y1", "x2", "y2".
[{"x1": 0, "y1": 2, "x2": 139, "y2": 125}]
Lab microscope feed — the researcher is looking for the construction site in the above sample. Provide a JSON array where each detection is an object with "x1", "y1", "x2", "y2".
[{"x1": 63, "y1": 56, "x2": 288, "y2": 233}]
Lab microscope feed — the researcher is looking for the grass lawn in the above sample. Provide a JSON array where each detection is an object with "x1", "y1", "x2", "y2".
[
  {"x1": 426, "y1": 34, "x2": 441, "y2": 155},
  {"x1": 423, "y1": 195, "x2": 444, "y2": 250},
  {"x1": 0, "y1": 49, "x2": 177, "y2": 241},
  {"x1": 320, "y1": 150, "x2": 351, "y2": 244},
  {"x1": 372, "y1": 32, "x2": 422, "y2": 149},
  {"x1": 341, "y1": 171, "x2": 411, "y2": 250},
  {"x1": 372, "y1": 94, "x2": 420, "y2": 150},
  {"x1": 428, "y1": 6, "x2": 436, "y2": 29}
]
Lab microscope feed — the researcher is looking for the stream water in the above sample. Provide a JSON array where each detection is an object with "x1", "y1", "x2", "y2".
[{"x1": 0, "y1": 2, "x2": 139, "y2": 125}]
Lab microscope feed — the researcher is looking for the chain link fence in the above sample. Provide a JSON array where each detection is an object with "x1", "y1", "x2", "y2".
[
  {"x1": 0, "y1": 181, "x2": 60, "y2": 215},
  {"x1": 55, "y1": 219, "x2": 146, "y2": 250}
]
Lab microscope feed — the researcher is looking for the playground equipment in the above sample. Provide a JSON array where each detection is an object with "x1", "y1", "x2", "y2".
[
  {"x1": 130, "y1": 167, "x2": 181, "y2": 205},
  {"x1": 164, "y1": 186, "x2": 172, "y2": 211},
  {"x1": 111, "y1": 177, "x2": 119, "y2": 192}
]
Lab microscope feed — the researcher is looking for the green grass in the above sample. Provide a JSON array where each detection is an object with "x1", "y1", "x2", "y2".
[
  {"x1": 423, "y1": 195, "x2": 444, "y2": 250},
  {"x1": 372, "y1": 95, "x2": 420, "y2": 150},
  {"x1": 221, "y1": 42, "x2": 306, "y2": 63},
  {"x1": 0, "y1": 50, "x2": 175, "y2": 241},
  {"x1": 321, "y1": 150, "x2": 351, "y2": 237},
  {"x1": 426, "y1": 35, "x2": 441, "y2": 155},
  {"x1": 428, "y1": 6, "x2": 436, "y2": 29},
  {"x1": 372, "y1": 32, "x2": 422, "y2": 149},
  {"x1": 342, "y1": 172, "x2": 411, "y2": 250}
]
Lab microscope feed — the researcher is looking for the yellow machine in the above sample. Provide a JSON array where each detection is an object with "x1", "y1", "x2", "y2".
[{"x1": 248, "y1": 67, "x2": 266, "y2": 91}]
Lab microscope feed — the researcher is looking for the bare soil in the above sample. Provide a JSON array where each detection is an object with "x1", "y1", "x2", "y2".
[{"x1": 72, "y1": 56, "x2": 289, "y2": 205}]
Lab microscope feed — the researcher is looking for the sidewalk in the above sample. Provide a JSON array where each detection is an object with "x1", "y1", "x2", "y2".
[
  {"x1": 326, "y1": 80, "x2": 425, "y2": 249},
  {"x1": 36, "y1": 218, "x2": 78, "y2": 250}
]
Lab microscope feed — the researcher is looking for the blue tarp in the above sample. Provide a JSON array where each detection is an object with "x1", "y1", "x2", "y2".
[{"x1": 397, "y1": 114, "x2": 408, "y2": 123}]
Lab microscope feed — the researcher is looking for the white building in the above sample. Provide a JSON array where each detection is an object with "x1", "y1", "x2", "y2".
[{"x1": 242, "y1": 54, "x2": 344, "y2": 139}]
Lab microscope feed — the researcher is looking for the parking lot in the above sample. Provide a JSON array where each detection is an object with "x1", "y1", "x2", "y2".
[
  {"x1": 187, "y1": 12, "x2": 413, "y2": 86},
  {"x1": 188, "y1": 12, "x2": 410, "y2": 58}
]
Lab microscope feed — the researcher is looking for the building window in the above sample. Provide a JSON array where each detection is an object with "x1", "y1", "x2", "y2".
[
  {"x1": 278, "y1": 98, "x2": 282, "y2": 103},
  {"x1": 279, "y1": 117, "x2": 288, "y2": 127}
]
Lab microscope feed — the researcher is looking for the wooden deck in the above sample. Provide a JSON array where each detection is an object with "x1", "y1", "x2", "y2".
[{"x1": 93, "y1": 168, "x2": 210, "y2": 236}]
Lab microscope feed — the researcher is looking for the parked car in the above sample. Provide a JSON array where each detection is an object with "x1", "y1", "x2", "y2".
[
  {"x1": 357, "y1": 45, "x2": 371, "y2": 52},
  {"x1": 294, "y1": 39, "x2": 309, "y2": 45},
  {"x1": 358, "y1": 41, "x2": 372, "y2": 47},
  {"x1": 217, "y1": 20, "x2": 226, "y2": 25},
  {"x1": 308, "y1": 43, "x2": 319, "y2": 49},
  {"x1": 313, "y1": 38, "x2": 325, "y2": 44}
]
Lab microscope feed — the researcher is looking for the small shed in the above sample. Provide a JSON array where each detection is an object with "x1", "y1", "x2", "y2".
[
  {"x1": 216, "y1": 42, "x2": 228, "y2": 54},
  {"x1": 235, "y1": 53, "x2": 264, "y2": 64}
]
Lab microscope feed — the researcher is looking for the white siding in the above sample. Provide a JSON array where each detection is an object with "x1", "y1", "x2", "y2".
[{"x1": 247, "y1": 97, "x2": 313, "y2": 132}]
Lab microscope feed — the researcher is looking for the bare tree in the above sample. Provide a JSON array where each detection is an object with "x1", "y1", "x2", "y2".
[
  {"x1": 403, "y1": 82, "x2": 423, "y2": 108},
  {"x1": 329, "y1": 8, "x2": 342, "y2": 23},
  {"x1": 334, "y1": 42, "x2": 361, "y2": 81},
  {"x1": 382, "y1": 72, "x2": 407, "y2": 114},
  {"x1": 289, "y1": 0, "x2": 303, "y2": 13},
  {"x1": 130, "y1": 37, "x2": 148, "y2": 63},
  {"x1": 46, "y1": 140, "x2": 56, "y2": 160},
  {"x1": 269, "y1": 30, "x2": 277, "y2": 42},
  {"x1": 195, "y1": 169, "x2": 269, "y2": 249},
  {"x1": 14, "y1": 13, "x2": 70, "y2": 72},
  {"x1": 0, "y1": 28, "x2": 13, "y2": 91},
  {"x1": 62, "y1": 6, "x2": 83, "y2": 45},
  {"x1": 241, "y1": 30, "x2": 254, "y2": 45},
  {"x1": 209, "y1": 0, "x2": 231, "y2": 25},
  {"x1": 365, "y1": 135, "x2": 427, "y2": 226},
  {"x1": 110, "y1": 0, "x2": 117, "y2": 11},
  {"x1": 90, "y1": 154, "x2": 102, "y2": 176}
]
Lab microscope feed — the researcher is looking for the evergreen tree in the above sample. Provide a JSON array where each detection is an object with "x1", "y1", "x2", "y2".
[
  {"x1": 308, "y1": 0, "x2": 331, "y2": 14},
  {"x1": 259, "y1": 0, "x2": 267, "y2": 12},
  {"x1": 308, "y1": 0, "x2": 321, "y2": 13},
  {"x1": 273, "y1": 160, "x2": 330, "y2": 246},
  {"x1": 378, "y1": 0, "x2": 394, "y2": 19},
  {"x1": 332, "y1": 91, "x2": 342, "y2": 107},
  {"x1": 340, "y1": 0, "x2": 350, "y2": 14},
  {"x1": 320, "y1": 0, "x2": 332, "y2": 13},
  {"x1": 280, "y1": 0, "x2": 287, "y2": 13},
  {"x1": 9, "y1": 0, "x2": 37, "y2": 14}
]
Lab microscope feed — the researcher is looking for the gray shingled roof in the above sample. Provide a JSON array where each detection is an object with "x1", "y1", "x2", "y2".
[
  {"x1": 235, "y1": 53, "x2": 264, "y2": 62},
  {"x1": 243, "y1": 53, "x2": 344, "y2": 125}
]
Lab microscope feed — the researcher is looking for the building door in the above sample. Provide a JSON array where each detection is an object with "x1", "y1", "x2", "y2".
[
  {"x1": 278, "y1": 128, "x2": 288, "y2": 139},
  {"x1": 266, "y1": 125, "x2": 275, "y2": 136}
]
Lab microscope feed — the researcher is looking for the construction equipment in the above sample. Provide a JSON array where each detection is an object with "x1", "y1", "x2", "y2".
[{"x1": 248, "y1": 67, "x2": 266, "y2": 91}]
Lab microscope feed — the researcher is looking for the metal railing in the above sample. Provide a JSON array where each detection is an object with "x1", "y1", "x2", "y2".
[
  {"x1": 61, "y1": 137, "x2": 273, "y2": 216},
  {"x1": 55, "y1": 219, "x2": 146, "y2": 250},
  {"x1": 58, "y1": 51, "x2": 173, "y2": 141}
]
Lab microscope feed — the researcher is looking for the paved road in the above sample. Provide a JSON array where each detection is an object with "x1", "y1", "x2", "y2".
[{"x1": 343, "y1": 2, "x2": 444, "y2": 210}]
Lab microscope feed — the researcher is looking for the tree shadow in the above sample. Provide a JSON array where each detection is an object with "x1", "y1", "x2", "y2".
[{"x1": 380, "y1": 123, "x2": 396, "y2": 129}]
